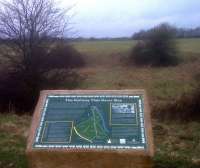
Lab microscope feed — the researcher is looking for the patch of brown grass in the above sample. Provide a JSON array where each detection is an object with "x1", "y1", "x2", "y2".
[
  {"x1": 0, "y1": 114, "x2": 31, "y2": 138},
  {"x1": 153, "y1": 120, "x2": 200, "y2": 161},
  {"x1": 152, "y1": 87, "x2": 200, "y2": 121}
]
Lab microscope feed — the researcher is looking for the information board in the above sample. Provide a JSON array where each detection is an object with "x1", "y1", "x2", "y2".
[{"x1": 33, "y1": 94, "x2": 147, "y2": 149}]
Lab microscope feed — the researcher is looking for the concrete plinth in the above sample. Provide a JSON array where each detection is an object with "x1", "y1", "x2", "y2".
[{"x1": 26, "y1": 90, "x2": 154, "y2": 168}]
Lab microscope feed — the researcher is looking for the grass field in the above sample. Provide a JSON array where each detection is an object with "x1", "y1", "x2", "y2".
[
  {"x1": 73, "y1": 39, "x2": 200, "y2": 107},
  {"x1": 0, "y1": 38, "x2": 200, "y2": 168}
]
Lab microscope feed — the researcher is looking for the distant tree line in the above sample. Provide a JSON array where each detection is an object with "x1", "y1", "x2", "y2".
[
  {"x1": 132, "y1": 25, "x2": 200, "y2": 40},
  {"x1": 66, "y1": 37, "x2": 132, "y2": 42}
]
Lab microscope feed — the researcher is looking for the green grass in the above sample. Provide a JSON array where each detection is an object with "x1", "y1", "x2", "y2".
[
  {"x1": 72, "y1": 38, "x2": 200, "y2": 167},
  {"x1": 177, "y1": 38, "x2": 200, "y2": 53},
  {"x1": 0, "y1": 114, "x2": 30, "y2": 168},
  {"x1": 0, "y1": 38, "x2": 200, "y2": 168},
  {"x1": 71, "y1": 40, "x2": 135, "y2": 67},
  {"x1": 72, "y1": 38, "x2": 200, "y2": 106},
  {"x1": 153, "y1": 121, "x2": 200, "y2": 168}
]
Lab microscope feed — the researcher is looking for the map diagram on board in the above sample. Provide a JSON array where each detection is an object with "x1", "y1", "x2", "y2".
[
  {"x1": 33, "y1": 95, "x2": 147, "y2": 149},
  {"x1": 74, "y1": 106, "x2": 109, "y2": 143}
]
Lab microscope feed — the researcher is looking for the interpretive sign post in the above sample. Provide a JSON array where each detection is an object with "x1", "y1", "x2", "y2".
[{"x1": 26, "y1": 90, "x2": 154, "y2": 168}]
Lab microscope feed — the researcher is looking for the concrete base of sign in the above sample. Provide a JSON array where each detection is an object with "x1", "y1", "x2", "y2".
[
  {"x1": 26, "y1": 90, "x2": 154, "y2": 168},
  {"x1": 27, "y1": 150, "x2": 153, "y2": 168}
]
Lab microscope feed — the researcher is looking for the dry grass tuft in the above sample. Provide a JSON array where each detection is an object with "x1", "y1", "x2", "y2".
[{"x1": 153, "y1": 87, "x2": 200, "y2": 121}]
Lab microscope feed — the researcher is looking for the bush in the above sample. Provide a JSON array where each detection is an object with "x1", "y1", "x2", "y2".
[
  {"x1": 48, "y1": 43, "x2": 85, "y2": 69},
  {"x1": 129, "y1": 41, "x2": 151, "y2": 65},
  {"x1": 24, "y1": 43, "x2": 85, "y2": 73},
  {"x1": 0, "y1": 69, "x2": 41, "y2": 113},
  {"x1": 129, "y1": 23, "x2": 179, "y2": 66},
  {"x1": 0, "y1": 43, "x2": 84, "y2": 114}
]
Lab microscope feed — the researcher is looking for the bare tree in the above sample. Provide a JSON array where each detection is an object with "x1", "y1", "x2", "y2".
[
  {"x1": 0, "y1": 0, "x2": 72, "y2": 69},
  {"x1": 0, "y1": 0, "x2": 84, "y2": 113}
]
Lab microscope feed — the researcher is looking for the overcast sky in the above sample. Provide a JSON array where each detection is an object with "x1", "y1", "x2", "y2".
[{"x1": 62, "y1": 0, "x2": 200, "y2": 38}]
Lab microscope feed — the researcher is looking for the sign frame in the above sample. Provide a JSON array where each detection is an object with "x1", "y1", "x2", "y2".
[{"x1": 26, "y1": 90, "x2": 154, "y2": 157}]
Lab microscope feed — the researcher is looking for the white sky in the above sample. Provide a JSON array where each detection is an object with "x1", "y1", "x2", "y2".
[{"x1": 61, "y1": 0, "x2": 200, "y2": 38}]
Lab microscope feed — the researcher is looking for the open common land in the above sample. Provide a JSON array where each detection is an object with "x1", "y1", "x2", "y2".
[
  {"x1": 74, "y1": 39, "x2": 200, "y2": 106},
  {"x1": 0, "y1": 38, "x2": 200, "y2": 168}
]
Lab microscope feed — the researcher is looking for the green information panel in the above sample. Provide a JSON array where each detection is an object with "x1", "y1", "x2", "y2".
[{"x1": 33, "y1": 94, "x2": 147, "y2": 149}]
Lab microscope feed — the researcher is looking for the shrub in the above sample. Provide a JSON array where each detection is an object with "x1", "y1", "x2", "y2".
[
  {"x1": 129, "y1": 41, "x2": 151, "y2": 65},
  {"x1": 0, "y1": 43, "x2": 84, "y2": 114},
  {"x1": 48, "y1": 43, "x2": 85, "y2": 69},
  {"x1": 129, "y1": 23, "x2": 179, "y2": 66},
  {"x1": 0, "y1": 69, "x2": 41, "y2": 113},
  {"x1": 22, "y1": 43, "x2": 85, "y2": 73}
]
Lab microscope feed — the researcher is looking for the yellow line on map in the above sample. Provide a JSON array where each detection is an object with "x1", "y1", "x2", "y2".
[{"x1": 74, "y1": 126, "x2": 93, "y2": 143}]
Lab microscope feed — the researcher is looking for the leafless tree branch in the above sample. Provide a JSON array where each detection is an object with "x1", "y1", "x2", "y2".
[{"x1": 0, "y1": 0, "x2": 73, "y2": 67}]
